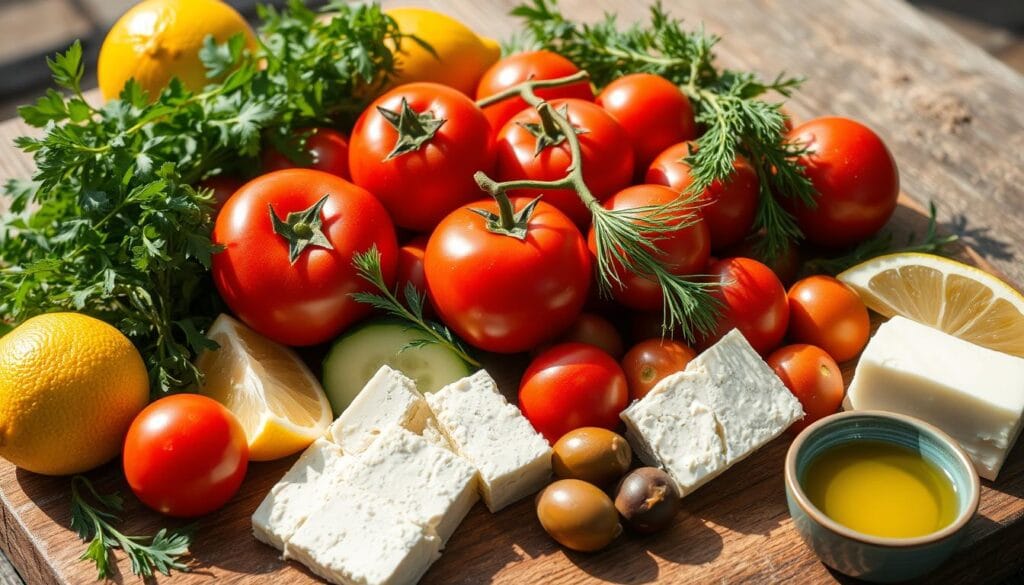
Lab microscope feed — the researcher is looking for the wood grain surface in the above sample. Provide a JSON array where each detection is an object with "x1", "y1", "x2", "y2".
[{"x1": 0, "y1": 0, "x2": 1023, "y2": 584}]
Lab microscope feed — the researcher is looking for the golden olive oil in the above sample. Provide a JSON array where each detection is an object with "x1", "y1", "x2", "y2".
[{"x1": 803, "y1": 440, "x2": 958, "y2": 539}]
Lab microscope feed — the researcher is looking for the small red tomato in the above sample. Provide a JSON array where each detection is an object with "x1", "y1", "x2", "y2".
[
  {"x1": 787, "y1": 275, "x2": 870, "y2": 362},
  {"x1": 123, "y1": 394, "x2": 249, "y2": 518},
  {"x1": 396, "y1": 235, "x2": 430, "y2": 304},
  {"x1": 646, "y1": 141, "x2": 759, "y2": 251},
  {"x1": 621, "y1": 339, "x2": 697, "y2": 400},
  {"x1": 262, "y1": 127, "x2": 351, "y2": 179},
  {"x1": 519, "y1": 343, "x2": 629, "y2": 443},
  {"x1": 767, "y1": 344, "x2": 845, "y2": 433},
  {"x1": 198, "y1": 174, "x2": 245, "y2": 213},
  {"x1": 596, "y1": 74, "x2": 698, "y2": 171},
  {"x1": 722, "y1": 236, "x2": 802, "y2": 287},
  {"x1": 551, "y1": 313, "x2": 625, "y2": 358},
  {"x1": 705, "y1": 257, "x2": 789, "y2": 354}
]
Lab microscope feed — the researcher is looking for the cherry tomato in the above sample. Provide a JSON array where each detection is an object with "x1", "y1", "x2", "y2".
[
  {"x1": 425, "y1": 198, "x2": 591, "y2": 353},
  {"x1": 704, "y1": 257, "x2": 789, "y2": 354},
  {"x1": 596, "y1": 74, "x2": 698, "y2": 171},
  {"x1": 476, "y1": 50, "x2": 594, "y2": 136},
  {"x1": 396, "y1": 235, "x2": 430, "y2": 305},
  {"x1": 785, "y1": 117, "x2": 899, "y2": 247},
  {"x1": 349, "y1": 82, "x2": 495, "y2": 232},
  {"x1": 621, "y1": 339, "x2": 697, "y2": 400},
  {"x1": 767, "y1": 344, "x2": 845, "y2": 433},
  {"x1": 212, "y1": 169, "x2": 398, "y2": 346},
  {"x1": 587, "y1": 185, "x2": 710, "y2": 311},
  {"x1": 198, "y1": 174, "x2": 244, "y2": 213},
  {"x1": 787, "y1": 275, "x2": 870, "y2": 362},
  {"x1": 262, "y1": 127, "x2": 351, "y2": 179},
  {"x1": 123, "y1": 394, "x2": 249, "y2": 517},
  {"x1": 646, "y1": 142, "x2": 759, "y2": 250},
  {"x1": 519, "y1": 343, "x2": 629, "y2": 443},
  {"x1": 722, "y1": 236, "x2": 802, "y2": 287},
  {"x1": 495, "y1": 98, "x2": 633, "y2": 227},
  {"x1": 550, "y1": 313, "x2": 625, "y2": 358}
]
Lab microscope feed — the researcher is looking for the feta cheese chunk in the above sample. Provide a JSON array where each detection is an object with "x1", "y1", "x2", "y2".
[
  {"x1": 621, "y1": 329, "x2": 803, "y2": 495},
  {"x1": 426, "y1": 370, "x2": 552, "y2": 512},
  {"x1": 327, "y1": 365, "x2": 433, "y2": 454},
  {"x1": 845, "y1": 316, "x2": 1024, "y2": 480}
]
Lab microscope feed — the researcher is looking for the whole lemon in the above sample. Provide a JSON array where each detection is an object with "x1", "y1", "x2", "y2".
[
  {"x1": 384, "y1": 7, "x2": 501, "y2": 96},
  {"x1": 0, "y1": 313, "x2": 150, "y2": 475},
  {"x1": 97, "y1": 0, "x2": 257, "y2": 101}
]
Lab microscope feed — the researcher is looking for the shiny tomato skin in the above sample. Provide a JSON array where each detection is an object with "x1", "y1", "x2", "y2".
[
  {"x1": 704, "y1": 257, "x2": 789, "y2": 354},
  {"x1": 476, "y1": 51, "x2": 594, "y2": 136},
  {"x1": 722, "y1": 236, "x2": 802, "y2": 287},
  {"x1": 586, "y1": 185, "x2": 710, "y2": 311},
  {"x1": 646, "y1": 141, "x2": 759, "y2": 251},
  {"x1": 212, "y1": 169, "x2": 398, "y2": 346},
  {"x1": 424, "y1": 198, "x2": 591, "y2": 353},
  {"x1": 199, "y1": 174, "x2": 245, "y2": 213},
  {"x1": 262, "y1": 127, "x2": 351, "y2": 179},
  {"x1": 596, "y1": 74, "x2": 698, "y2": 171},
  {"x1": 349, "y1": 82, "x2": 495, "y2": 232},
  {"x1": 519, "y1": 343, "x2": 630, "y2": 443},
  {"x1": 621, "y1": 339, "x2": 697, "y2": 400},
  {"x1": 787, "y1": 275, "x2": 870, "y2": 362},
  {"x1": 550, "y1": 313, "x2": 625, "y2": 358},
  {"x1": 123, "y1": 394, "x2": 249, "y2": 518},
  {"x1": 785, "y1": 117, "x2": 899, "y2": 247},
  {"x1": 495, "y1": 98, "x2": 634, "y2": 227},
  {"x1": 767, "y1": 344, "x2": 845, "y2": 433}
]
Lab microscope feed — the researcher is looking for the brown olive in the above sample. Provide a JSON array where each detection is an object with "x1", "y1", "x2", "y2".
[
  {"x1": 536, "y1": 479, "x2": 622, "y2": 552},
  {"x1": 614, "y1": 467, "x2": 680, "y2": 534},
  {"x1": 552, "y1": 427, "x2": 632, "y2": 487}
]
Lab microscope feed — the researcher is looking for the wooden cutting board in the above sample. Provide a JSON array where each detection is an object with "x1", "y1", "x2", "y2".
[{"x1": 1, "y1": 1, "x2": 1023, "y2": 584}]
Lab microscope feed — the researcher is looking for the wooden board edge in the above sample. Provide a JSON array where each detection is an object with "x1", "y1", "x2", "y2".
[{"x1": 0, "y1": 488, "x2": 60, "y2": 585}]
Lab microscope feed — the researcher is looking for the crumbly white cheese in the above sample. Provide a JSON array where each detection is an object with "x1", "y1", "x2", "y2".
[
  {"x1": 621, "y1": 329, "x2": 803, "y2": 495},
  {"x1": 426, "y1": 370, "x2": 552, "y2": 512},
  {"x1": 845, "y1": 315, "x2": 1024, "y2": 480},
  {"x1": 327, "y1": 365, "x2": 434, "y2": 454}
]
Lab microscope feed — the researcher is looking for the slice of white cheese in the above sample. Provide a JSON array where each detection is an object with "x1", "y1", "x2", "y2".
[
  {"x1": 621, "y1": 329, "x2": 804, "y2": 495},
  {"x1": 426, "y1": 370, "x2": 552, "y2": 512},
  {"x1": 845, "y1": 315, "x2": 1024, "y2": 480},
  {"x1": 327, "y1": 365, "x2": 434, "y2": 454}
]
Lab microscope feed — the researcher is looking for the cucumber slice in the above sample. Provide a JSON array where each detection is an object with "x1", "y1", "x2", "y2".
[{"x1": 322, "y1": 320, "x2": 473, "y2": 416}]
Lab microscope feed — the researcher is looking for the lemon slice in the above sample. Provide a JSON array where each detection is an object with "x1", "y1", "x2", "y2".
[
  {"x1": 196, "y1": 314, "x2": 332, "y2": 461},
  {"x1": 838, "y1": 252, "x2": 1024, "y2": 357}
]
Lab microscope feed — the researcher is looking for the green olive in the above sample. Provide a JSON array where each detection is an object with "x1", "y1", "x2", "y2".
[
  {"x1": 614, "y1": 467, "x2": 680, "y2": 534},
  {"x1": 536, "y1": 479, "x2": 622, "y2": 552},
  {"x1": 552, "y1": 427, "x2": 632, "y2": 487}
]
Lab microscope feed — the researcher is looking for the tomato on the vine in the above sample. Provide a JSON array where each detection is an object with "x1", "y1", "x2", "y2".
[
  {"x1": 787, "y1": 275, "x2": 870, "y2": 362},
  {"x1": 704, "y1": 257, "x2": 789, "y2": 354},
  {"x1": 785, "y1": 117, "x2": 899, "y2": 247},
  {"x1": 262, "y1": 127, "x2": 351, "y2": 179},
  {"x1": 212, "y1": 169, "x2": 398, "y2": 346},
  {"x1": 767, "y1": 344, "x2": 845, "y2": 433},
  {"x1": 495, "y1": 98, "x2": 633, "y2": 227},
  {"x1": 424, "y1": 197, "x2": 591, "y2": 353},
  {"x1": 519, "y1": 343, "x2": 629, "y2": 443},
  {"x1": 621, "y1": 339, "x2": 697, "y2": 400},
  {"x1": 349, "y1": 82, "x2": 495, "y2": 232}
]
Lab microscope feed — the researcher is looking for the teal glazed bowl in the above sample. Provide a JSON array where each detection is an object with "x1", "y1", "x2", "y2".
[{"x1": 784, "y1": 410, "x2": 980, "y2": 583}]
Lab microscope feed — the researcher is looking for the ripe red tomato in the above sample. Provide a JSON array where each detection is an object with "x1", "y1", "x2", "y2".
[
  {"x1": 785, "y1": 117, "x2": 899, "y2": 247},
  {"x1": 212, "y1": 169, "x2": 398, "y2": 346},
  {"x1": 704, "y1": 257, "x2": 789, "y2": 354},
  {"x1": 722, "y1": 236, "x2": 802, "y2": 287},
  {"x1": 787, "y1": 275, "x2": 870, "y2": 362},
  {"x1": 495, "y1": 98, "x2": 633, "y2": 227},
  {"x1": 424, "y1": 198, "x2": 591, "y2": 353},
  {"x1": 123, "y1": 394, "x2": 249, "y2": 517},
  {"x1": 198, "y1": 174, "x2": 244, "y2": 213},
  {"x1": 349, "y1": 82, "x2": 495, "y2": 232},
  {"x1": 519, "y1": 343, "x2": 629, "y2": 443},
  {"x1": 646, "y1": 141, "x2": 759, "y2": 250},
  {"x1": 621, "y1": 339, "x2": 697, "y2": 400},
  {"x1": 767, "y1": 344, "x2": 845, "y2": 433},
  {"x1": 262, "y1": 127, "x2": 351, "y2": 179},
  {"x1": 587, "y1": 185, "x2": 710, "y2": 311},
  {"x1": 396, "y1": 235, "x2": 429, "y2": 302},
  {"x1": 476, "y1": 50, "x2": 594, "y2": 136},
  {"x1": 596, "y1": 74, "x2": 698, "y2": 171},
  {"x1": 550, "y1": 313, "x2": 625, "y2": 358}
]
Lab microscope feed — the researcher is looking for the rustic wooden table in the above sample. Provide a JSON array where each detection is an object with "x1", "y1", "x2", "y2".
[{"x1": 1, "y1": 0, "x2": 1023, "y2": 583}]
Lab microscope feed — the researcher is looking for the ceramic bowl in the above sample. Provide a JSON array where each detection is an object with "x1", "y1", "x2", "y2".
[{"x1": 785, "y1": 410, "x2": 980, "y2": 583}]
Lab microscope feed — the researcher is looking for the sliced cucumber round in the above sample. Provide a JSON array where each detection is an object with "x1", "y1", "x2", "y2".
[{"x1": 322, "y1": 319, "x2": 473, "y2": 416}]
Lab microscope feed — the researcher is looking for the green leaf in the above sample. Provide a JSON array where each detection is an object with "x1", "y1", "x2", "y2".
[{"x1": 47, "y1": 41, "x2": 84, "y2": 92}]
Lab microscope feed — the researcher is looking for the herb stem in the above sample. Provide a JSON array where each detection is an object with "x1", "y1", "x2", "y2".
[{"x1": 475, "y1": 70, "x2": 589, "y2": 108}]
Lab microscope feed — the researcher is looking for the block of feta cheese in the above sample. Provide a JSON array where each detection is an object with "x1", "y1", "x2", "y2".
[
  {"x1": 845, "y1": 316, "x2": 1024, "y2": 480},
  {"x1": 327, "y1": 365, "x2": 435, "y2": 454},
  {"x1": 425, "y1": 370, "x2": 552, "y2": 512},
  {"x1": 340, "y1": 426, "x2": 478, "y2": 545},
  {"x1": 621, "y1": 329, "x2": 804, "y2": 496}
]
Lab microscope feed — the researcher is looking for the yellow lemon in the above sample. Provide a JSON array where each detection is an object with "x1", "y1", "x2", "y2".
[
  {"x1": 384, "y1": 7, "x2": 501, "y2": 96},
  {"x1": 97, "y1": 0, "x2": 257, "y2": 101},
  {"x1": 0, "y1": 313, "x2": 149, "y2": 475}
]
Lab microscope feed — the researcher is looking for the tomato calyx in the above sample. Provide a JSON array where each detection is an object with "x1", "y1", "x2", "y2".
[
  {"x1": 518, "y1": 103, "x2": 587, "y2": 156},
  {"x1": 268, "y1": 194, "x2": 335, "y2": 263},
  {"x1": 468, "y1": 195, "x2": 543, "y2": 241},
  {"x1": 377, "y1": 98, "x2": 446, "y2": 160}
]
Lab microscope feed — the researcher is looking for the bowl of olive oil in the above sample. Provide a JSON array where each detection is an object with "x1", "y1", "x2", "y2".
[{"x1": 785, "y1": 410, "x2": 979, "y2": 583}]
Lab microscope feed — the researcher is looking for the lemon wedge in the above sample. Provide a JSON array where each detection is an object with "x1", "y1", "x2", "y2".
[
  {"x1": 196, "y1": 314, "x2": 332, "y2": 461},
  {"x1": 838, "y1": 252, "x2": 1024, "y2": 358}
]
